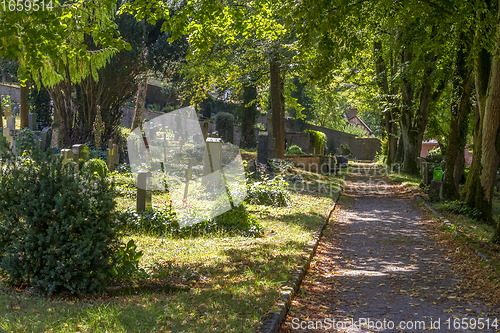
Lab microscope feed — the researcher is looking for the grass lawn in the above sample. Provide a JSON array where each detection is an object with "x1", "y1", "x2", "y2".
[{"x1": 0, "y1": 168, "x2": 341, "y2": 332}]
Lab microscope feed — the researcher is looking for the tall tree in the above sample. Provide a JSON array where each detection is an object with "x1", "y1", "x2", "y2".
[{"x1": 443, "y1": 28, "x2": 474, "y2": 200}]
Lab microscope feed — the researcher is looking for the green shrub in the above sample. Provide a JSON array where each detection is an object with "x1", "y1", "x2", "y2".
[
  {"x1": 340, "y1": 143, "x2": 352, "y2": 156},
  {"x1": 81, "y1": 158, "x2": 109, "y2": 178},
  {"x1": 286, "y1": 145, "x2": 303, "y2": 155},
  {"x1": 16, "y1": 128, "x2": 40, "y2": 156},
  {"x1": 214, "y1": 204, "x2": 264, "y2": 236},
  {"x1": 0, "y1": 154, "x2": 123, "y2": 294},
  {"x1": 247, "y1": 176, "x2": 290, "y2": 207},
  {"x1": 441, "y1": 200, "x2": 483, "y2": 220},
  {"x1": 215, "y1": 112, "x2": 234, "y2": 143},
  {"x1": 304, "y1": 129, "x2": 327, "y2": 154}
]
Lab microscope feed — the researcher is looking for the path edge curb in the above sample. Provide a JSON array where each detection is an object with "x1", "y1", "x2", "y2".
[{"x1": 255, "y1": 193, "x2": 341, "y2": 333}]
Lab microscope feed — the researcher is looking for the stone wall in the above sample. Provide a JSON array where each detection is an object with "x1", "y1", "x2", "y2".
[
  {"x1": 0, "y1": 83, "x2": 21, "y2": 109},
  {"x1": 285, "y1": 119, "x2": 381, "y2": 160}
]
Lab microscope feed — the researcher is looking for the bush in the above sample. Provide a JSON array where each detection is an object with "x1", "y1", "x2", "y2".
[
  {"x1": 340, "y1": 144, "x2": 352, "y2": 156},
  {"x1": 304, "y1": 129, "x2": 327, "y2": 154},
  {"x1": 16, "y1": 128, "x2": 40, "y2": 156},
  {"x1": 0, "y1": 154, "x2": 123, "y2": 294},
  {"x1": 81, "y1": 158, "x2": 109, "y2": 178},
  {"x1": 214, "y1": 204, "x2": 264, "y2": 236},
  {"x1": 286, "y1": 145, "x2": 303, "y2": 155},
  {"x1": 247, "y1": 176, "x2": 290, "y2": 207},
  {"x1": 215, "y1": 112, "x2": 234, "y2": 143}
]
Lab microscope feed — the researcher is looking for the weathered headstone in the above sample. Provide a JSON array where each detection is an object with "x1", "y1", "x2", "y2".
[
  {"x1": 203, "y1": 137, "x2": 222, "y2": 175},
  {"x1": 12, "y1": 105, "x2": 19, "y2": 116},
  {"x1": 429, "y1": 180, "x2": 443, "y2": 201},
  {"x1": 72, "y1": 144, "x2": 90, "y2": 169},
  {"x1": 2, "y1": 113, "x2": 18, "y2": 154},
  {"x1": 106, "y1": 140, "x2": 115, "y2": 171},
  {"x1": 28, "y1": 113, "x2": 37, "y2": 131},
  {"x1": 202, "y1": 137, "x2": 222, "y2": 186},
  {"x1": 257, "y1": 134, "x2": 268, "y2": 165},
  {"x1": 113, "y1": 143, "x2": 119, "y2": 164},
  {"x1": 40, "y1": 127, "x2": 52, "y2": 151},
  {"x1": 61, "y1": 149, "x2": 74, "y2": 165},
  {"x1": 137, "y1": 171, "x2": 152, "y2": 212}
]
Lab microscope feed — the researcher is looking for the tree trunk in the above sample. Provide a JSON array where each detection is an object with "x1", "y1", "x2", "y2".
[
  {"x1": 374, "y1": 39, "x2": 399, "y2": 167},
  {"x1": 462, "y1": 44, "x2": 492, "y2": 221},
  {"x1": 443, "y1": 31, "x2": 474, "y2": 200},
  {"x1": 396, "y1": 131, "x2": 404, "y2": 163},
  {"x1": 270, "y1": 56, "x2": 285, "y2": 159},
  {"x1": 240, "y1": 84, "x2": 258, "y2": 149},
  {"x1": 20, "y1": 84, "x2": 29, "y2": 129},
  {"x1": 131, "y1": 81, "x2": 148, "y2": 131}
]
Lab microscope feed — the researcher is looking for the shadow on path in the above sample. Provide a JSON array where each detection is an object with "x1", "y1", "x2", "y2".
[{"x1": 280, "y1": 165, "x2": 500, "y2": 332}]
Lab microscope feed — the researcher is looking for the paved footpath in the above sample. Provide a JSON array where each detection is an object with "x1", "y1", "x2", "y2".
[{"x1": 280, "y1": 165, "x2": 500, "y2": 332}]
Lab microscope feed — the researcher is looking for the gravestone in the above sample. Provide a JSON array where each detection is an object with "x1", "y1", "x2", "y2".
[
  {"x1": 257, "y1": 134, "x2": 276, "y2": 164},
  {"x1": 106, "y1": 140, "x2": 115, "y2": 171},
  {"x1": 137, "y1": 171, "x2": 152, "y2": 212},
  {"x1": 40, "y1": 127, "x2": 52, "y2": 151},
  {"x1": 202, "y1": 137, "x2": 222, "y2": 186},
  {"x1": 203, "y1": 137, "x2": 222, "y2": 175},
  {"x1": 2, "y1": 111, "x2": 18, "y2": 154},
  {"x1": 28, "y1": 113, "x2": 37, "y2": 131},
  {"x1": 72, "y1": 144, "x2": 90, "y2": 169},
  {"x1": 61, "y1": 149, "x2": 74, "y2": 165},
  {"x1": 428, "y1": 180, "x2": 443, "y2": 201},
  {"x1": 11, "y1": 105, "x2": 19, "y2": 116},
  {"x1": 336, "y1": 156, "x2": 349, "y2": 168},
  {"x1": 113, "y1": 143, "x2": 119, "y2": 164}
]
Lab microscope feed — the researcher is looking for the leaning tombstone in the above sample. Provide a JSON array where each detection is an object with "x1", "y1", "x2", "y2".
[
  {"x1": 40, "y1": 127, "x2": 52, "y2": 151},
  {"x1": 137, "y1": 171, "x2": 152, "y2": 212}
]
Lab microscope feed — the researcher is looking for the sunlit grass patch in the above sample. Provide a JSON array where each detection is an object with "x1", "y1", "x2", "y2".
[
  {"x1": 0, "y1": 190, "x2": 334, "y2": 332},
  {"x1": 388, "y1": 172, "x2": 421, "y2": 189}
]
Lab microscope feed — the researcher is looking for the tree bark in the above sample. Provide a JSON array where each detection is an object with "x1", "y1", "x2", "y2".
[
  {"x1": 270, "y1": 56, "x2": 285, "y2": 159},
  {"x1": 374, "y1": 40, "x2": 398, "y2": 167},
  {"x1": 462, "y1": 45, "x2": 492, "y2": 221},
  {"x1": 240, "y1": 84, "x2": 258, "y2": 149},
  {"x1": 443, "y1": 31, "x2": 474, "y2": 200},
  {"x1": 20, "y1": 84, "x2": 29, "y2": 129},
  {"x1": 131, "y1": 81, "x2": 148, "y2": 131}
]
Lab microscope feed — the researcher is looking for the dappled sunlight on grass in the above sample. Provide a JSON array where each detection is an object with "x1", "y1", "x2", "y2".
[{"x1": 0, "y1": 188, "x2": 334, "y2": 332}]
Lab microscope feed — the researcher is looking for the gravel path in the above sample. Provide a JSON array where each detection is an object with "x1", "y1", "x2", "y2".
[{"x1": 280, "y1": 165, "x2": 500, "y2": 332}]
